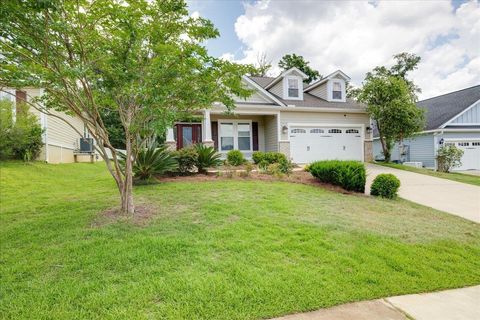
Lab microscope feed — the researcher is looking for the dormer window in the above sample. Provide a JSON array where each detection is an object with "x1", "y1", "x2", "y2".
[
  {"x1": 288, "y1": 78, "x2": 299, "y2": 98},
  {"x1": 332, "y1": 82, "x2": 342, "y2": 100}
]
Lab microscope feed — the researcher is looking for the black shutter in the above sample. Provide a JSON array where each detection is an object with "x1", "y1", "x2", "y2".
[
  {"x1": 252, "y1": 122, "x2": 259, "y2": 151},
  {"x1": 211, "y1": 121, "x2": 218, "y2": 150}
]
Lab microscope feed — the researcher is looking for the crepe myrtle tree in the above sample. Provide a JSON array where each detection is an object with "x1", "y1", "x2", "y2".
[{"x1": 0, "y1": 0, "x2": 254, "y2": 214}]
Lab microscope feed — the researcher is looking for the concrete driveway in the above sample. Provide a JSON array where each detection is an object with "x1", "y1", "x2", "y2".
[{"x1": 366, "y1": 164, "x2": 480, "y2": 223}]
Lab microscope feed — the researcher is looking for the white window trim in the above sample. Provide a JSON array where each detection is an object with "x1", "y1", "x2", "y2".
[
  {"x1": 283, "y1": 75, "x2": 303, "y2": 100},
  {"x1": 327, "y1": 79, "x2": 346, "y2": 102},
  {"x1": 217, "y1": 119, "x2": 253, "y2": 153}
]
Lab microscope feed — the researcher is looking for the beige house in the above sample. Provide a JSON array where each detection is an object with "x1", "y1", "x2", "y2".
[
  {"x1": 167, "y1": 68, "x2": 373, "y2": 163},
  {"x1": 1, "y1": 88, "x2": 99, "y2": 164}
]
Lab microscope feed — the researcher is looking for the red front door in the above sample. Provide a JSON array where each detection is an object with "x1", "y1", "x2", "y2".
[{"x1": 176, "y1": 123, "x2": 202, "y2": 150}]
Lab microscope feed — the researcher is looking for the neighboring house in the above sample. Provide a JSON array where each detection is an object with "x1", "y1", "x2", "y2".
[
  {"x1": 0, "y1": 88, "x2": 99, "y2": 164},
  {"x1": 166, "y1": 68, "x2": 373, "y2": 164},
  {"x1": 373, "y1": 85, "x2": 480, "y2": 171}
]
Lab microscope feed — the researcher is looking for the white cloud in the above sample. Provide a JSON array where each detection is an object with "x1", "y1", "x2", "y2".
[{"x1": 227, "y1": 0, "x2": 480, "y2": 99}]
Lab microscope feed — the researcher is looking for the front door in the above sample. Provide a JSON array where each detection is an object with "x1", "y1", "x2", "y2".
[{"x1": 176, "y1": 123, "x2": 202, "y2": 149}]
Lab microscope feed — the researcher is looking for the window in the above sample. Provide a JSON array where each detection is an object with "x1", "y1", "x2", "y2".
[
  {"x1": 237, "y1": 123, "x2": 251, "y2": 151},
  {"x1": 310, "y1": 128, "x2": 324, "y2": 133},
  {"x1": 219, "y1": 121, "x2": 252, "y2": 152},
  {"x1": 458, "y1": 142, "x2": 469, "y2": 147},
  {"x1": 291, "y1": 128, "x2": 306, "y2": 134},
  {"x1": 346, "y1": 129, "x2": 359, "y2": 134},
  {"x1": 220, "y1": 123, "x2": 234, "y2": 151},
  {"x1": 332, "y1": 82, "x2": 342, "y2": 100},
  {"x1": 287, "y1": 78, "x2": 299, "y2": 98},
  {"x1": 328, "y1": 128, "x2": 342, "y2": 133},
  {"x1": 472, "y1": 142, "x2": 480, "y2": 146}
]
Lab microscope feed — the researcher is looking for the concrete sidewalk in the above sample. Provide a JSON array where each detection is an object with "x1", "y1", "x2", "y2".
[
  {"x1": 365, "y1": 164, "x2": 480, "y2": 223},
  {"x1": 271, "y1": 285, "x2": 480, "y2": 320}
]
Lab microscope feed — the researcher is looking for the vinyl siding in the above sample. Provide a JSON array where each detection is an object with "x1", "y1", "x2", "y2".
[
  {"x1": 269, "y1": 81, "x2": 283, "y2": 98},
  {"x1": 46, "y1": 109, "x2": 84, "y2": 149},
  {"x1": 439, "y1": 132, "x2": 480, "y2": 140},
  {"x1": 234, "y1": 90, "x2": 272, "y2": 104},
  {"x1": 308, "y1": 83, "x2": 328, "y2": 100},
  {"x1": 264, "y1": 115, "x2": 278, "y2": 152},
  {"x1": 450, "y1": 100, "x2": 480, "y2": 124},
  {"x1": 374, "y1": 134, "x2": 435, "y2": 168},
  {"x1": 279, "y1": 111, "x2": 370, "y2": 140}
]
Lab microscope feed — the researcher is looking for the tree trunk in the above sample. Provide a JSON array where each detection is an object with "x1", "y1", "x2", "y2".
[{"x1": 121, "y1": 130, "x2": 135, "y2": 215}]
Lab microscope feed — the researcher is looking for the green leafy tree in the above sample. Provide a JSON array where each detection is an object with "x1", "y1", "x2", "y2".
[
  {"x1": 353, "y1": 52, "x2": 424, "y2": 162},
  {"x1": 278, "y1": 54, "x2": 321, "y2": 83},
  {"x1": 356, "y1": 76, "x2": 424, "y2": 162},
  {"x1": 0, "y1": 0, "x2": 253, "y2": 214}
]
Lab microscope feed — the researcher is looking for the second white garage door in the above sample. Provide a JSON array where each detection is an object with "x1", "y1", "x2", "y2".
[
  {"x1": 447, "y1": 140, "x2": 480, "y2": 171},
  {"x1": 289, "y1": 126, "x2": 363, "y2": 164}
]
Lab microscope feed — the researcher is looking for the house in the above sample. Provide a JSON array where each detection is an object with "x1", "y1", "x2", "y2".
[
  {"x1": 165, "y1": 68, "x2": 373, "y2": 164},
  {"x1": 0, "y1": 88, "x2": 99, "y2": 164},
  {"x1": 373, "y1": 85, "x2": 480, "y2": 171}
]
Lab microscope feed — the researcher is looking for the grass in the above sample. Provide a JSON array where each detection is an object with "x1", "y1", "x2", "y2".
[
  {"x1": 1, "y1": 161, "x2": 479, "y2": 319},
  {"x1": 374, "y1": 162, "x2": 480, "y2": 187}
]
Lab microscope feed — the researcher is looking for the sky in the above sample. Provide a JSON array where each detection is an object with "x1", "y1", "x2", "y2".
[{"x1": 187, "y1": 0, "x2": 480, "y2": 100}]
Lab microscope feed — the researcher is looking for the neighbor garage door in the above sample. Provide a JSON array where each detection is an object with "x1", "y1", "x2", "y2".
[
  {"x1": 447, "y1": 140, "x2": 480, "y2": 170},
  {"x1": 289, "y1": 126, "x2": 363, "y2": 163}
]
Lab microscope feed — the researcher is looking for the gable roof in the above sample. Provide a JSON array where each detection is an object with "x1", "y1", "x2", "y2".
[
  {"x1": 248, "y1": 75, "x2": 364, "y2": 109},
  {"x1": 373, "y1": 84, "x2": 480, "y2": 137},
  {"x1": 304, "y1": 70, "x2": 351, "y2": 92},
  {"x1": 241, "y1": 75, "x2": 286, "y2": 107},
  {"x1": 264, "y1": 67, "x2": 308, "y2": 90},
  {"x1": 419, "y1": 85, "x2": 480, "y2": 130}
]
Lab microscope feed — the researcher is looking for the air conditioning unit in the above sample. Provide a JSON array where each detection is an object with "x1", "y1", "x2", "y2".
[{"x1": 79, "y1": 138, "x2": 94, "y2": 152}]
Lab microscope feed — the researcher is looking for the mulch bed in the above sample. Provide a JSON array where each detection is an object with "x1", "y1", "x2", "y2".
[{"x1": 156, "y1": 170, "x2": 356, "y2": 195}]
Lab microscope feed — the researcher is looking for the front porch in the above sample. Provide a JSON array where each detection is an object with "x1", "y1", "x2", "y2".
[{"x1": 165, "y1": 109, "x2": 283, "y2": 159}]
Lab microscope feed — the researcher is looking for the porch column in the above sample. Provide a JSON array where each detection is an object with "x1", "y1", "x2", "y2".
[
  {"x1": 165, "y1": 126, "x2": 176, "y2": 151},
  {"x1": 203, "y1": 109, "x2": 214, "y2": 147}
]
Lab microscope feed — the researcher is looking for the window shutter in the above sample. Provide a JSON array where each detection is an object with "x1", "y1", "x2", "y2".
[
  {"x1": 211, "y1": 121, "x2": 218, "y2": 150},
  {"x1": 252, "y1": 122, "x2": 259, "y2": 151}
]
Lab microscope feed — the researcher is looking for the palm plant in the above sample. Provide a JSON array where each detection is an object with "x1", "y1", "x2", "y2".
[
  {"x1": 195, "y1": 143, "x2": 222, "y2": 174},
  {"x1": 128, "y1": 144, "x2": 178, "y2": 181}
]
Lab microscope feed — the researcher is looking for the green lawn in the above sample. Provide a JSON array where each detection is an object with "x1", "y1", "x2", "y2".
[
  {"x1": 375, "y1": 162, "x2": 480, "y2": 186},
  {"x1": 1, "y1": 161, "x2": 479, "y2": 320}
]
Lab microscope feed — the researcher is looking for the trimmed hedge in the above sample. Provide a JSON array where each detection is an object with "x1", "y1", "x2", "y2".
[
  {"x1": 309, "y1": 160, "x2": 366, "y2": 192},
  {"x1": 252, "y1": 151, "x2": 287, "y2": 164},
  {"x1": 370, "y1": 174, "x2": 400, "y2": 199}
]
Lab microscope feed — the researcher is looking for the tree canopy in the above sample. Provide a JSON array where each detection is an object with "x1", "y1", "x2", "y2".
[
  {"x1": 353, "y1": 53, "x2": 425, "y2": 162},
  {"x1": 278, "y1": 54, "x2": 321, "y2": 83},
  {"x1": 0, "y1": 0, "x2": 253, "y2": 213}
]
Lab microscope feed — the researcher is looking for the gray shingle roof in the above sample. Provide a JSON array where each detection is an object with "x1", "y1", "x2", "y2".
[
  {"x1": 418, "y1": 85, "x2": 480, "y2": 130},
  {"x1": 373, "y1": 85, "x2": 480, "y2": 137},
  {"x1": 248, "y1": 76, "x2": 365, "y2": 109}
]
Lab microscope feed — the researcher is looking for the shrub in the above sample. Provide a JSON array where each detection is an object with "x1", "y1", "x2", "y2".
[
  {"x1": 370, "y1": 174, "x2": 400, "y2": 199},
  {"x1": 132, "y1": 144, "x2": 177, "y2": 181},
  {"x1": 173, "y1": 146, "x2": 198, "y2": 174},
  {"x1": 0, "y1": 100, "x2": 43, "y2": 161},
  {"x1": 258, "y1": 159, "x2": 270, "y2": 172},
  {"x1": 309, "y1": 160, "x2": 366, "y2": 192},
  {"x1": 244, "y1": 162, "x2": 254, "y2": 176},
  {"x1": 436, "y1": 145, "x2": 464, "y2": 173},
  {"x1": 226, "y1": 150, "x2": 245, "y2": 166},
  {"x1": 194, "y1": 143, "x2": 222, "y2": 174},
  {"x1": 278, "y1": 158, "x2": 293, "y2": 175},
  {"x1": 251, "y1": 151, "x2": 287, "y2": 164}
]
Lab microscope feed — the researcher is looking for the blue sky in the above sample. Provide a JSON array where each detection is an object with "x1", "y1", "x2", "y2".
[{"x1": 188, "y1": 0, "x2": 479, "y2": 98}]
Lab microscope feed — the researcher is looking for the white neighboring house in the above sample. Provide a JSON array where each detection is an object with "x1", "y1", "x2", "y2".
[
  {"x1": 167, "y1": 68, "x2": 373, "y2": 163},
  {"x1": 373, "y1": 85, "x2": 480, "y2": 171},
  {"x1": 0, "y1": 87, "x2": 99, "y2": 164}
]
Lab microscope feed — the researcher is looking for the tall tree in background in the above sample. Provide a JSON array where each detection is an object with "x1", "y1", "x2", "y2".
[
  {"x1": 353, "y1": 53, "x2": 424, "y2": 162},
  {"x1": 0, "y1": 0, "x2": 253, "y2": 214},
  {"x1": 253, "y1": 52, "x2": 272, "y2": 77},
  {"x1": 278, "y1": 54, "x2": 321, "y2": 83}
]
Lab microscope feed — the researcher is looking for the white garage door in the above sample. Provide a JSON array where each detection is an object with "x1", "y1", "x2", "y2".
[
  {"x1": 447, "y1": 140, "x2": 480, "y2": 170},
  {"x1": 289, "y1": 126, "x2": 363, "y2": 163}
]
